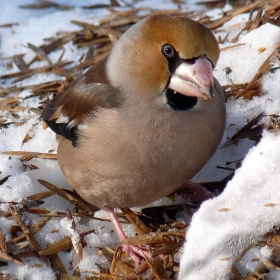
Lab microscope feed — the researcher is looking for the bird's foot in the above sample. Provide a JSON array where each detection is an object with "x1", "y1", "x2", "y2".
[
  {"x1": 179, "y1": 181, "x2": 215, "y2": 203},
  {"x1": 107, "y1": 208, "x2": 151, "y2": 265},
  {"x1": 122, "y1": 243, "x2": 151, "y2": 265}
]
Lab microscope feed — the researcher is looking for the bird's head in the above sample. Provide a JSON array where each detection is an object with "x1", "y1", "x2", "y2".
[{"x1": 107, "y1": 14, "x2": 219, "y2": 110}]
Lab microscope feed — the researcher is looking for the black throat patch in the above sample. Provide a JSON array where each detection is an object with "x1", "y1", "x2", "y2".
[{"x1": 166, "y1": 88, "x2": 198, "y2": 110}]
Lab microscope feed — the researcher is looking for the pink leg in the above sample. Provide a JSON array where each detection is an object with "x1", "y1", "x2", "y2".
[
  {"x1": 179, "y1": 181, "x2": 215, "y2": 202},
  {"x1": 107, "y1": 208, "x2": 150, "y2": 265}
]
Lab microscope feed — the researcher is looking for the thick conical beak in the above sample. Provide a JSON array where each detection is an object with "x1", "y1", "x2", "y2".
[{"x1": 168, "y1": 57, "x2": 214, "y2": 100}]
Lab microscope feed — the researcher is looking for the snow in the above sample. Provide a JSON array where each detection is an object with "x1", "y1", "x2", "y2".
[
  {"x1": 179, "y1": 132, "x2": 280, "y2": 279},
  {"x1": 0, "y1": 1, "x2": 280, "y2": 279},
  {"x1": 216, "y1": 21, "x2": 279, "y2": 85}
]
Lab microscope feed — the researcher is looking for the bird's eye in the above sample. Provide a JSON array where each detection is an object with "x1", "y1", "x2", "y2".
[{"x1": 162, "y1": 44, "x2": 175, "y2": 58}]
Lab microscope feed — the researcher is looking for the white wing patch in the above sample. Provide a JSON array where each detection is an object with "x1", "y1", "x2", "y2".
[{"x1": 55, "y1": 114, "x2": 69, "y2": 124}]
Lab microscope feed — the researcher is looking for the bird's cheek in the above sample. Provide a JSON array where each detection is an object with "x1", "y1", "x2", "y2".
[
  {"x1": 168, "y1": 57, "x2": 214, "y2": 100},
  {"x1": 131, "y1": 70, "x2": 169, "y2": 98}
]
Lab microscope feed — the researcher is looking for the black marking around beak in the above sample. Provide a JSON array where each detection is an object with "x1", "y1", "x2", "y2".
[{"x1": 166, "y1": 88, "x2": 198, "y2": 111}]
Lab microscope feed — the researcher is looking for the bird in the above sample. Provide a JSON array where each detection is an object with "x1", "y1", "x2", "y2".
[{"x1": 41, "y1": 14, "x2": 226, "y2": 263}]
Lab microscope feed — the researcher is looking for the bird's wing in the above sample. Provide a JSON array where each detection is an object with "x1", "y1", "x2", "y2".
[{"x1": 41, "y1": 58, "x2": 123, "y2": 146}]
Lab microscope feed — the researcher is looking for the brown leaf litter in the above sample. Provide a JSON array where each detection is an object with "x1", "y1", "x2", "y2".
[{"x1": 0, "y1": 0, "x2": 280, "y2": 279}]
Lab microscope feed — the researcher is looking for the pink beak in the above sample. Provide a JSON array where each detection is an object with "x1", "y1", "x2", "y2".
[{"x1": 168, "y1": 57, "x2": 214, "y2": 100}]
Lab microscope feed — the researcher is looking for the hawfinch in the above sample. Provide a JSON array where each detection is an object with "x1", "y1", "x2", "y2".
[{"x1": 41, "y1": 15, "x2": 226, "y2": 262}]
